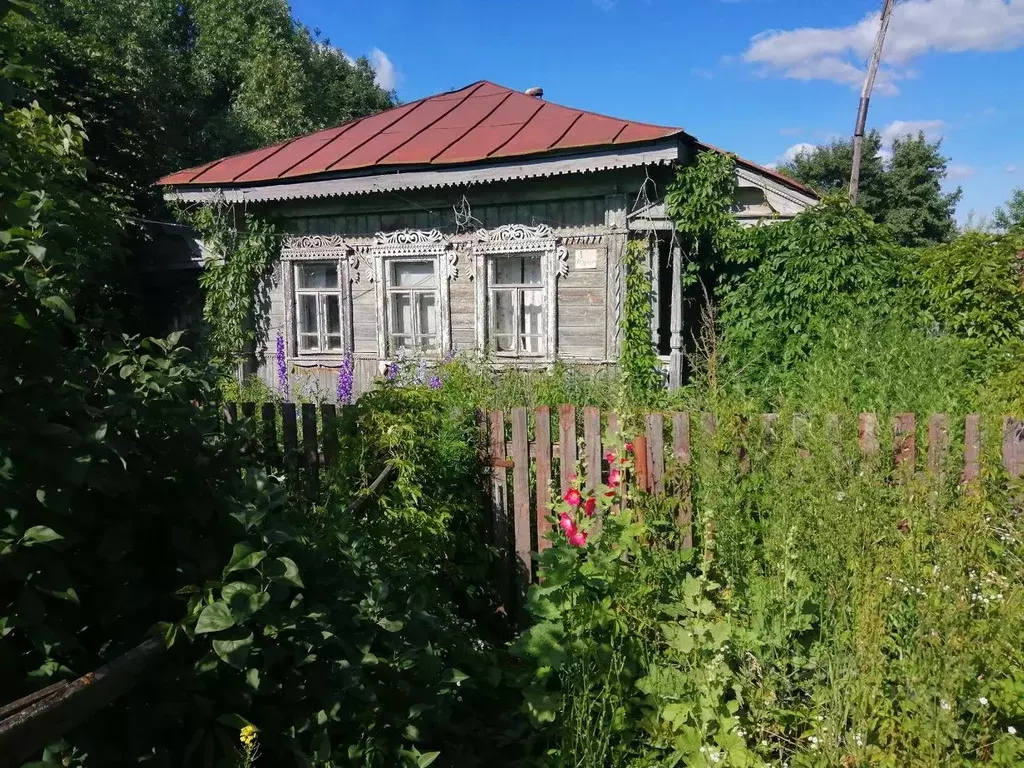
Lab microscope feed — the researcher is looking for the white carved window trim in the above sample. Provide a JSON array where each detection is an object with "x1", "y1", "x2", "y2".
[
  {"x1": 371, "y1": 229, "x2": 453, "y2": 358},
  {"x1": 280, "y1": 235, "x2": 357, "y2": 358},
  {"x1": 474, "y1": 224, "x2": 567, "y2": 360}
]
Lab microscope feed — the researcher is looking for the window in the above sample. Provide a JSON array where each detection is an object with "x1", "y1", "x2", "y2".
[
  {"x1": 294, "y1": 262, "x2": 344, "y2": 353},
  {"x1": 489, "y1": 254, "x2": 544, "y2": 356},
  {"x1": 387, "y1": 260, "x2": 438, "y2": 353}
]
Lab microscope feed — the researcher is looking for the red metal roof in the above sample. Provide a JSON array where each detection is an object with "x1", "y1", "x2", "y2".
[{"x1": 158, "y1": 80, "x2": 684, "y2": 187}]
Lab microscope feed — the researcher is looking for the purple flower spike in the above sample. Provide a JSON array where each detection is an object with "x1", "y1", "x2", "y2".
[
  {"x1": 385, "y1": 361, "x2": 399, "y2": 382},
  {"x1": 336, "y1": 352, "x2": 354, "y2": 405},
  {"x1": 275, "y1": 334, "x2": 289, "y2": 398},
  {"x1": 429, "y1": 374, "x2": 442, "y2": 390}
]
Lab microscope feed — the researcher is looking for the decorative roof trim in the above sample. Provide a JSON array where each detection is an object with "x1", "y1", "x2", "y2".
[{"x1": 162, "y1": 142, "x2": 682, "y2": 204}]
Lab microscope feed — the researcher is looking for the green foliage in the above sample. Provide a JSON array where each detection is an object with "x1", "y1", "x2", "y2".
[
  {"x1": 779, "y1": 131, "x2": 962, "y2": 247},
  {"x1": 993, "y1": 188, "x2": 1024, "y2": 234},
  {"x1": 665, "y1": 151, "x2": 742, "y2": 283},
  {"x1": 619, "y1": 239, "x2": 663, "y2": 408},
  {"x1": 15, "y1": 0, "x2": 394, "y2": 209},
  {"x1": 183, "y1": 203, "x2": 280, "y2": 365},
  {"x1": 917, "y1": 232, "x2": 1024, "y2": 346},
  {"x1": 715, "y1": 198, "x2": 912, "y2": 392}
]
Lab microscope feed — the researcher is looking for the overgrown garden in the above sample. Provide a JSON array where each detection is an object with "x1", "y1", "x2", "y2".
[{"x1": 2, "y1": 1, "x2": 1023, "y2": 766}]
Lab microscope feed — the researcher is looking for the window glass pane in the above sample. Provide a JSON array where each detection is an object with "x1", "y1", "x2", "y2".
[
  {"x1": 391, "y1": 335, "x2": 412, "y2": 351},
  {"x1": 493, "y1": 290, "x2": 515, "y2": 351},
  {"x1": 391, "y1": 293, "x2": 412, "y2": 335},
  {"x1": 326, "y1": 335, "x2": 344, "y2": 351},
  {"x1": 417, "y1": 293, "x2": 436, "y2": 337},
  {"x1": 298, "y1": 263, "x2": 338, "y2": 289},
  {"x1": 522, "y1": 288, "x2": 544, "y2": 338},
  {"x1": 494, "y1": 255, "x2": 542, "y2": 285},
  {"x1": 325, "y1": 295, "x2": 341, "y2": 336},
  {"x1": 393, "y1": 261, "x2": 435, "y2": 288},
  {"x1": 298, "y1": 294, "x2": 318, "y2": 337},
  {"x1": 299, "y1": 334, "x2": 318, "y2": 352}
]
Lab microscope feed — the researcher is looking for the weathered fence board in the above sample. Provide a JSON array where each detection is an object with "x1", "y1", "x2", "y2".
[
  {"x1": 583, "y1": 406, "x2": 601, "y2": 491},
  {"x1": 535, "y1": 407, "x2": 553, "y2": 553},
  {"x1": 301, "y1": 403, "x2": 319, "y2": 500},
  {"x1": 511, "y1": 408, "x2": 531, "y2": 596},
  {"x1": 558, "y1": 405, "x2": 577, "y2": 495}
]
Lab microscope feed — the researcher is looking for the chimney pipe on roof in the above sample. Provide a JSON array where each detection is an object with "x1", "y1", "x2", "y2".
[{"x1": 525, "y1": 87, "x2": 544, "y2": 98}]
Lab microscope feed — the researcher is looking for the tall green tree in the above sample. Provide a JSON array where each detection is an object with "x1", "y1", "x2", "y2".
[
  {"x1": 993, "y1": 188, "x2": 1024, "y2": 233},
  {"x1": 16, "y1": 0, "x2": 394, "y2": 210},
  {"x1": 779, "y1": 131, "x2": 961, "y2": 247}
]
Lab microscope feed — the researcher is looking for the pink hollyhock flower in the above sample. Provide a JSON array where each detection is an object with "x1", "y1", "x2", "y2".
[
  {"x1": 558, "y1": 513, "x2": 576, "y2": 533},
  {"x1": 604, "y1": 450, "x2": 616, "y2": 464},
  {"x1": 583, "y1": 497, "x2": 596, "y2": 517},
  {"x1": 608, "y1": 468, "x2": 623, "y2": 487},
  {"x1": 568, "y1": 530, "x2": 588, "y2": 548},
  {"x1": 625, "y1": 442, "x2": 634, "y2": 453},
  {"x1": 564, "y1": 488, "x2": 582, "y2": 507}
]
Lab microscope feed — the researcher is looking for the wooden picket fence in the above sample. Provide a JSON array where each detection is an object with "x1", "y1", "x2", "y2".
[{"x1": 480, "y1": 407, "x2": 1024, "y2": 606}]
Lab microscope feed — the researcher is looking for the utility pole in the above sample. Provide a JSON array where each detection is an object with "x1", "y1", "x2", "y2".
[{"x1": 850, "y1": 0, "x2": 895, "y2": 205}]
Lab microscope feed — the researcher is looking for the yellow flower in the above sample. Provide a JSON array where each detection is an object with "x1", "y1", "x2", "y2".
[{"x1": 240, "y1": 725, "x2": 257, "y2": 748}]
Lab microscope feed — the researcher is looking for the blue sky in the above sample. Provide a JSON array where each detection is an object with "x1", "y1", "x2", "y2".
[{"x1": 293, "y1": 0, "x2": 1024, "y2": 221}]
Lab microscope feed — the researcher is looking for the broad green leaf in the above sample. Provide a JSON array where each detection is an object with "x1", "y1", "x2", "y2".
[
  {"x1": 245, "y1": 668, "x2": 260, "y2": 690},
  {"x1": 40, "y1": 295, "x2": 74, "y2": 321},
  {"x1": 212, "y1": 628, "x2": 253, "y2": 668},
  {"x1": 417, "y1": 752, "x2": 440, "y2": 767},
  {"x1": 268, "y1": 556, "x2": 303, "y2": 587},
  {"x1": 195, "y1": 601, "x2": 236, "y2": 634},
  {"x1": 523, "y1": 687, "x2": 561, "y2": 724},
  {"x1": 222, "y1": 581, "x2": 270, "y2": 622},
  {"x1": 223, "y1": 542, "x2": 266, "y2": 577},
  {"x1": 21, "y1": 525, "x2": 63, "y2": 546}
]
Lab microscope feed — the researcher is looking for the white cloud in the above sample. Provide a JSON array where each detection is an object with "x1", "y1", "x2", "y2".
[
  {"x1": 1007, "y1": 164, "x2": 1018, "y2": 173},
  {"x1": 880, "y1": 119, "x2": 946, "y2": 145},
  {"x1": 369, "y1": 48, "x2": 398, "y2": 91},
  {"x1": 768, "y1": 142, "x2": 818, "y2": 167},
  {"x1": 742, "y1": 0, "x2": 1024, "y2": 94},
  {"x1": 946, "y1": 164, "x2": 976, "y2": 179}
]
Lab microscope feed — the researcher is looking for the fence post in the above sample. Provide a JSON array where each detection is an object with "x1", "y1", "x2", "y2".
[
  {"x1": 261, "y1": 403, "x2": 278, "y2": 463},
  {"x1": 281, "y1": 403, "x2": 299, "y2": 485},
  {"x1": 535, "y1": 407, "x2": 553, "y2": 553},
  {"x1": 558, "y1": 405, "x2": 577, "y2": 495},
  {"x1": 223, "y1": 402, "x2": 237, "y2": 425},
  {"x1": 633, "y1": 434, "x2": 650, "y2": 493}
]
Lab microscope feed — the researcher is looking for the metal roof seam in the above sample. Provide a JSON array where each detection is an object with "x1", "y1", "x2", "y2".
[
  {"x1": 547, "y1": 111, "x2": 584, "y2": 150},
  {"x1": 373, "y1": 82, "x2": 486, "y2": 166},
  {"x1": 483, "y1": 98, "x2": 546, "y2": 158},
  {"x1": 429, "y1": 91, "x2": 513, "y2": 163}
]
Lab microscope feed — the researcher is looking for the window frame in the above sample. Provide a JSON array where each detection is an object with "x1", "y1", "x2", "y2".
[
  {"x1": 385, "y1": 259, "x2": 440, "y2": 354},
  {"x1": 486, "y1": 253, "x2": 546, "y2": 358},
  {"x1": 371, "y1": 229, "x2": 453, "y2": 359},
  {"x1": 281, "y1": 235, "x2": 356, "y2": 360},
  {"x1": 474, "y1": 224, "x2": 567, "y2": 361},
  {"x1": 293, "y1": 261, "x2": 346, "y2": 354}
]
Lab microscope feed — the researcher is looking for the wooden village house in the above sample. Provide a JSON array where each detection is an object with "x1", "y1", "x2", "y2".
[{"x1": 159, "y1": 81, "x2": 817, "y2": 399}]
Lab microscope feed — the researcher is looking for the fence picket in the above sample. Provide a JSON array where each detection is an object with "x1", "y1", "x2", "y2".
[
  {"x1": 558, "y1": 405, "x2": 577, "y2": 494},
  {"x1": 321, "y1": 404, "x2": 339, "y2": 466},
  {"x1": 927, "y1": 414, "x2": 949, "y2": 474},
  {"x1": 583, "y1": 407, "x2": 602, "y2": 491},
  {"x1": 260, "y1": 403, "x2": 278, "y2": 460},
  {"x1": 535, "y1": 407, "x2": 553, "y2": 553},
  {"x1": 241, "y1": 402, "x2": 255, "y2": 422},
  {"x1": 510, "y1": 409, "x2": 531, "y2": 599},
  {"x1": 223, "y1": 402, "x2": 237, "y2": 425},
  {"x1": 301, "y1": 404, "x2": 319, "y2": 500},
  {"x1": 894, "y1": 413, "x2": 915, "y2": 475},
  {"x1": 964, "y1": 415, "x2": 981, "y2": 483},
  {"x1": 488, "y1": 410, "x2": 511, "y2": 612},
  {"x1": 859, "y1": 413, "x2": 879, "y2": 457},
  {"x1": 281, "y1": 403, "x2": 298, "y2": 481},
  {"x1": 1003, "y1": 417, "x2": 1024, "y2": 478},
  {"x1": 633, "y1": 435, "x2": 650, "y2": 493},
  {"x1": 646, "y1": 413, "x2": 665, "y2": 495}
]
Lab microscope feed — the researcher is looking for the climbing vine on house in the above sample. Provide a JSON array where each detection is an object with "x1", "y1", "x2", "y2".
[
  {"x1": 664, "y1": 150, "x2": 743, "y2": 284},
  {"x1": 619, "y1": 238, "x2": 662, "y2": 408},
  {"x1": 182, "y1": 204, "x2": 280, "y2": 365}
]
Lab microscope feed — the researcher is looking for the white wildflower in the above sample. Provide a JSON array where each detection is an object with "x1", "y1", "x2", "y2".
[
  {"x1": 855, "y1": 733, "x2": 864, "y2": 747},
  {"x1": 940, "y1": 699, "x2": 951, "y2": 711},
  {"x1": 979, "y1": 696, "x2": 989, "y2": 706},
  {"x1": 1008, "y1": 726, "x2": 1017, "y2": 736}
]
